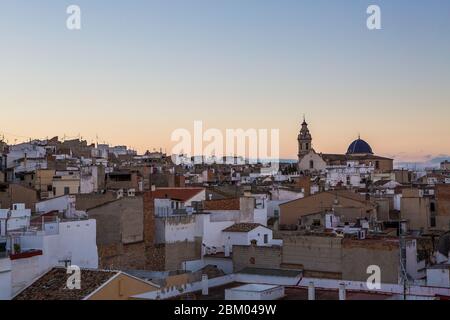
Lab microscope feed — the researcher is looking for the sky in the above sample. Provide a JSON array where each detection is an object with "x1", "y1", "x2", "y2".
[{"x1": 0, "y1": 0, "x2": 449, "y2": 162}]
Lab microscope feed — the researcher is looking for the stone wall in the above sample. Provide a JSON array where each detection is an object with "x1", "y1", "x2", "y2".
[
  {"x1": 342, "y1": 239, "x2": 400, "y2": 284},
  {"x1": 75, "y1": 191, "x2": 116, "y2": 211},
  {"x1": 282, "y1": 235, "x2": 343, "y2": 277},
  {"x1": 232, "y1": 244, "x2": 282, "y2": 272}
]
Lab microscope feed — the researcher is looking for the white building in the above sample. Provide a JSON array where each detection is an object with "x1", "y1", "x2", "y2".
[
  {"x1": 426, "y1": 265, "x2": 450, "y2": 288},
  {"x1": 225, "y1": 284, "x2": 284, "y2": 300},
  {"x1": 0, "y1": 204, "x2": 31, "y2": 233},
  {"x1": 80, "y1": 165, "x2": 102, "y2": 194},
  {"x1": 7, "y1": 143, "x2": 46, "y2": 168},
  {"x1": 0, "y1": 205, "x2": 98, "y2": 298},
  {"x1": 35, "y1": 195, "x2": 86, "y2": 219},
  {"x1": 326, "y1": 161, "x2": 374, "y2": 188},
  {"x1": 222, "y1": 223, "x2": 281, "y2": 254}
]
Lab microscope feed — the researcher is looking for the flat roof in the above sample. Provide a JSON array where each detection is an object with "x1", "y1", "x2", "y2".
[
  {"x1": 228, "y1": 284, "x2": 280, "y2": 293},
  {"x1": 238, "y1": 267, "x2": 302, "y2": 278},
  {"x1": 427, "y1": 264, "x2": 450, "y2": 270}
]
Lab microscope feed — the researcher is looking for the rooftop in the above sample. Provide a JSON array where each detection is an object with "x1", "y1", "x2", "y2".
[
  {"x1": 203, "y1": 198, "x2": 240, "y2": 210},
  {"x1": 229, "y1": 283, "x2": 280, "y2": 293},
  {"x1": 282, "y1": 287, "x2": 393, "y2": 300},
  {"x1": 222, "y1": 223, "x2": 264, "y2": 233},
  {"x1": 149, "y1": 188, "x2": 204, "y2": 202},
  {"x1": 14, "y1": 267, "x2": 119, "y2": 300},
  {"x1": 237, "y1": 267, "x2": 303, "y2": 278}
]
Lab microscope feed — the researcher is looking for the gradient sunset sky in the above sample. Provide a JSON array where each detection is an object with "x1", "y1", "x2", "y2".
[{"x1": 1, "y1": 0, "x2": 449, "y2": 161}]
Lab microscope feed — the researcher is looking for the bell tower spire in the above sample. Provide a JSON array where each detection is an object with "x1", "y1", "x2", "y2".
[{"x1": 298, "y1": 116, "x2": 312, "y2": 160}]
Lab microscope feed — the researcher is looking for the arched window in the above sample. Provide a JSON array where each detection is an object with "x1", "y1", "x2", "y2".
[{"x1": 310, "y1": 160, "x2": 314, "y2": 169}]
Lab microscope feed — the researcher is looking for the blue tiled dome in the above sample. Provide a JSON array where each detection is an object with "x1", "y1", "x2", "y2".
[{"x1": 346, "y1": 139, "x2": 373, "y2": 155}]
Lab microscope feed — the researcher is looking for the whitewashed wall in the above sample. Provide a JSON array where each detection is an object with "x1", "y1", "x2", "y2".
[{"x1": 0, "y1": 258, "x2": 12, "y2": 300}]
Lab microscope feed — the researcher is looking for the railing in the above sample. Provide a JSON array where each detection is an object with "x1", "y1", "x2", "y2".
[{"x1": 28, "y1": 216, "x2": 60, "y2": 235}]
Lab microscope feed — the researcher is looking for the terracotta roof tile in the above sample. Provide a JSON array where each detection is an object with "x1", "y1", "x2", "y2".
[
  {"x1": 148, "y1": 188, "x2": 204, "y2": 202},
  {"x1": 203, "y1": 198, "x2": 240, "y2": 210},
  {"x1": 222, "y1": 223, "x2": 263, "y2": 233},
  {"x1": 14, "y1": 268, "x2": 118, "y2": 300}
]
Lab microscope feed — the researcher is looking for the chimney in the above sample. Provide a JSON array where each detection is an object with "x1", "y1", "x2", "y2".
[
  {"x1": 339, "y1": 283, "x2": 346, "y2": 301},
  {"x1": 201, "y1": 274, "x2": 209, "y2": 296},
  {"x1": 308, "y1": 282, "x2": 315, "y2": 300}
]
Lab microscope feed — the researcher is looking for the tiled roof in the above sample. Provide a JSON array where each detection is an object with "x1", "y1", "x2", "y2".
[
  {"x1": 148, "y1": 188, "x2": 204, "y2": 202},
  {"x1": 203, "y1": 198, "x2": 240, "y2": 210},
  {"x1": 222, "y1": 223, "x2": 263, "y2": 233},
  {"x1": 14, "y1": 267, "x2": 118, "y2": 300}
]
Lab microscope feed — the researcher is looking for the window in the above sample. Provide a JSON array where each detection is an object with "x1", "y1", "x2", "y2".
[
  {"x1": 64, "y1": 187, "x2": 70, "y2": 195},
  {"x1": 310, "y1": 160, "x2": 314, "y2": 169},
  {"x1": 305, "y1": 143, "x2": 309, "y2": 150},
  {"x1": 430, "y1": 216, "x2": 436, "y2": 228},
  {"x1": 274, "y1": 210, "x2": 279, "y2": 218},
  {"x1": 430, "y1": 203, "x2": 436, "y2": 212},
  {"x1": 264, "y1": 234, "x2": 268, "y2": 244},
  {"x1": 375, "y1": 161, "x2": 380, "y2": 170}
]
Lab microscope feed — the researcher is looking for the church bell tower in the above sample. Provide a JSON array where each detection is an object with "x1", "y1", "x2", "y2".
[{"x1": 298, "y1": 116, "x2": 312, "y2": 161}]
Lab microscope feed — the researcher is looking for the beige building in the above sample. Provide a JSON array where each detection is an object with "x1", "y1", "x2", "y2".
[
  {"x1": 232, "y1": 234, "x2": 401, "y2": 284},
  {"x1": 34, "y1": 169, "x2": 56, "y2": 198},
  {"x1": 0, "y1": 183, "x2": 38, "y2": 211},
  {"x1": 400, "y1": 188, "x2": 431, "y2": 231},
  {"x1": 279, "y1": 190, "x2": 377, "y2": 227},
  {"x1": 52, "y1": 171, "x2": 80, "y2": 197},
  {"x1": 435, "y1": 184, "x2": 450, "y2": 230},
  {"x1": 87, "y1": 196, "x2": 146, "y2": 270}
]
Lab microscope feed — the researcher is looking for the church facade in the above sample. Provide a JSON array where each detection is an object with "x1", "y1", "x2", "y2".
[{"x1": 297, "y1": 118, "x2": 393, "y2": 174}]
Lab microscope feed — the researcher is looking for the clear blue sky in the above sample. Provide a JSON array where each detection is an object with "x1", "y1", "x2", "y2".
[{"x1": 1, "y1": 0, "x2": 449, "y2": 161}]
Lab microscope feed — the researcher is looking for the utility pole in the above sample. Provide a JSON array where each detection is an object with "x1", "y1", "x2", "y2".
[{"x1": 399, "y1": 220, "x2": 408, "y2": 300}]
